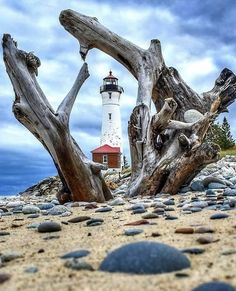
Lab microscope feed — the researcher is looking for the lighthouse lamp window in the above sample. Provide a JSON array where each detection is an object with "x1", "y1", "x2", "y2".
[{"x1": 103, "y1": 154, "x2": 108, "y2": 164}]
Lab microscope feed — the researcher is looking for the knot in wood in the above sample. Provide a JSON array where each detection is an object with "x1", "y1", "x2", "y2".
[{"x1": 26, "y1": 52, "x2": 41, "y2": 76}]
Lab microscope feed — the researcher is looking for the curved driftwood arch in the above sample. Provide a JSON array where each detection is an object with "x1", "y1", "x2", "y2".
[{"x1": 2, "y1": 9, "x2": 236, "y2": 203}]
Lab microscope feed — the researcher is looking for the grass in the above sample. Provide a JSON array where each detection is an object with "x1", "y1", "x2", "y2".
[{"x1": 220, "y1": 146, "x2": 236, "y2": 157}]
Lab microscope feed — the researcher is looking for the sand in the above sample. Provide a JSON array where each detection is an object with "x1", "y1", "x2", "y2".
[{"x1": 0, "y1": 195, "x2": 236, "y2": 291}]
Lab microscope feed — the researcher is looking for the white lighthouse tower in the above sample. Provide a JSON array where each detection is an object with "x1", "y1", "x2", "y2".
[{"x1": 100, "y1": 70, "x2": 123, "y2": 151}]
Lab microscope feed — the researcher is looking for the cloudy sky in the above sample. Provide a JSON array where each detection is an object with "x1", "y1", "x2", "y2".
[{"x1": 1, "y1": 0, "x2": 236, "y2": 195}]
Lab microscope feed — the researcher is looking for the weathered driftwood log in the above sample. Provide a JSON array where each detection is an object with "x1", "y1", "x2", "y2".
[
  {"x1": 60, "y1": 9, "x2": 236, "y2": 196},
  {"x1": 2, "y1": 34, "x2": 112, "y2": 203}
]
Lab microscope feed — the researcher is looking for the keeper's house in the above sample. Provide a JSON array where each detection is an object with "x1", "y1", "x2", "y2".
[{"x1": 91, "y1": 144, "x2": 121, "y2": 169}]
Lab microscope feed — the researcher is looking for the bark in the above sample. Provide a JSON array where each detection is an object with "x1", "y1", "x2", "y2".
[
  {"x1": 2, "y1": 34, "x2": 112, "y2": 203},
  {"x1": 60, "y1": 9, "x2": 236, "y2": 196}
]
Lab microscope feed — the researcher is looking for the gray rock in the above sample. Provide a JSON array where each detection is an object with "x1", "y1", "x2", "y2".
[
  {"x1": 61, "y1": 250, "x2": 90, "y2": 259},
  {"x1": 64, "y1": 259, "x2": 94, "y2": 271},
  {"x1": 202, "y1": 176, "x2": 226, "y2": 187},
  {"x1": 37, "y1": 221, "x2": 61, "y2": 233},
  {"x1": 210, "y1": 213, "x2": 229, "y2": 219},
  {"x1": 7, "y1": 201, "x2": 25, "y2": 208},
  {"x1": 192, "y1": 281, "x2": 236, "y2": 291},
  {"x1": 37, "y1": 203, "x2": 55, "y2": 210},
  {"x1": 48, "y1": 205, "x2": 70, "y2": 216},
  {"x1": 22, "y1": 205, "x2": 40, "y2": 215},
  {"x1": 190, "y1": 201, "x2": 208, "y2": 208},
  {"x1": 133, "y1": 208, "x2": 146, "y2": 214},
  {"x1": 208, "y1": 183, "x2": 227, "y2": 189},
  {"x1": 124, "y1": 228, "x2": 144, "y2": 236},
  {"x1": 108, "y1": 198, "x2": 125, "y2": 206},
  {"x1": 184, "y1": 109, "x2": 203, "y2": 123},
  {"x1": 0, "y1": 231, "x2": 10, "y2": 236},
  {"x1": 86, "y1": 218, "x2": 104, "y2": 226},
  {"x1": 142, "y1": 213, "x2": 159, "y2": 219},
  {"x1": 27, "y1": 214, "x2": 40, "y2": 219},
  {"x1": 1, "y1": 252, "x2": 23, "y2": 263},
  {"x1": 99, "y1": 241, "x2": 190, "y2": 274},
  {"x1": 24, "y1": 266, "x2": 39, "y2": 273},
  {"x1": 190, "y1": 181, "x2": 205, "y2": 192},
  {"x1": 181, "y1": 248, "x2": 205, "y2": 255},
  {"x1": 95, "y1": 206, "x2": 112, "y2": 213},
  {"x1": 224, "y1": 188, "x2": 236, "y2": 196}
]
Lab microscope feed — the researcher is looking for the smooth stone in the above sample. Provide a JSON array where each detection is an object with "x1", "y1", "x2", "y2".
[
  {"x1": 24, "y1": 266, "x2": 39, "y2": 273},
  {"x1": 108, "y1": 198, "x2": 125, "y2": 206},
  {"x1": 68, "y1": 216, "x2": 91, "y2": 223},
  {"x1": 0, "y1": 273, "x2": 11, "y2": 284},
  {"x1": 37, "y1": 221, "x2": 61, "y2": 233},
  {"x1": 165, "y1": 215, "x2": 178, "y2": 220},
  {"x1": 206, "y1": 189, "x2": 216, "y2": 196},
  {"x1": 48, "y1": 205, "x2": 70, "y2": 216},
  {"x1": 208, "y1": 183, "x2": 227, "y2": 189},
  {"x1": 95, "y1": 207, "x2": 112, "y2": 213},
  {"x1": 60, "y1": 211, "x2": 72, "y2": 217},
  {"x1": 0, "y1": 231, "x2": 10, "y2": 236},
  {"x1": 192, "y1": 281, "x2": 236, "y2": 291},
  {"x1": 27, "y1": 214, "x2": 40, "y2": 218},
  {"x1": 224, "y1": 188, "x2": 236, "y2": 196},
  {"x1": 99, "y1": 241, "x2": 190, "y2": 274},
  {"x1": 202, "y1": 176, "x2": 226, "y2": 187},
  {"x1": 210, "y1": 213, "x2": 229, "y2": 219},
  {"x1": 163, "y1": 199, "x2": 175, "y2": 206},
  {"x1": 22, "y1": 205, "x2": 40, "y2": 215},
  {"x1": 196, "y1": 236, "x2": 214, "y2": 244},
  {"x1": 142, "y1": 213, "x2": 159, "y2": 219},
  {"x1": 165, "y1": 207, "x2": 175, "y2": 212},
  {"x1": 37, "y1": 203, "x2": 55, "y2": 210},
  {"x1": 0, "y1": 212, "x2": 13, "y2": 216},
  {"x1": 221, "y1": 249, "x2": 236, "y2": 256},
  {"x1": 191, "y1": 201, "x2": 208, "y2": 208},
  {"x1": 7, "y1": 201, "x2": 25, "y2": 208},
  {"x1": 61, "y1": 250, "x2": 90, "y2": 259},
  {"x1": 182, "y1": 210, "x2": 192, "y2": 214},
  {"x1": 190, "y1": 181, "x2": 205, "y2": 192},
  {"x1": 64, "y1": 259, "x2": 94, "y2": 271},
  {"x1": 195, "y1": 227, "x2": 214, "y2": 233},
  {"x1": 133, "y1": 208, "x2": 146, "y2": 214},
  {"x1": 86, "y1": 218, "x2": 104, "y2": 226},
  {"x1": 43, "y1": 235, "x2": 60, "y2": 240},
  {"x1": 184, "y1": 109, "x2": 203, "y2": 123},
  {"x1": 129, "y1": 204, "x2": 145, "y2": 210},
  {"x1": 181, "y1": 248, "x2": 205, "y2": 255},
  {"x1": 124, "y1": 219, "x2": 150, "y2": 226},
  {"x1": 124, "y1": 228, "x2": 144, "y2": 236},
  {"x1": 27, "y1": 223, "x2": 40, "y2": 229},
  {"x1": 1, "y1": 252, "x2": 23, "y2": 263},
  {"x1": 175, "y1": 227, "x2": 194, "y2": 234}
]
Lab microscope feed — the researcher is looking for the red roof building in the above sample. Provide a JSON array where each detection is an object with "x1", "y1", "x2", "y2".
[{"x1": 91, "y1": 144, "x2": 121, "y2": 169}]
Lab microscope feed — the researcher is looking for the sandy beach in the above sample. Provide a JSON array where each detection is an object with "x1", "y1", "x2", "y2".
[{"x1": 0, "y1": 192, "x2": 235, "y2": 291}]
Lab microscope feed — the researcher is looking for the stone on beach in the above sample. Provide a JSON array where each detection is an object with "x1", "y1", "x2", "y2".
[
  {"x1": 99, "y1": 241, "x2": 190, "y2": 274},
  {"x1": 37, "y1": 221, "x2": 61, "y2": 233}
]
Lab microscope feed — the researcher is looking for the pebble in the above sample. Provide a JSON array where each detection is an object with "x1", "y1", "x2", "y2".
[
  {"x1": 43, "y1": 235, "x2": 60, "y2": 240},
  {"x1": 108, "y1": 197, "x2": 125, "y2": 206},
  {"x1": 37, "y1": 221, "x2": 61, "y2": 233},
  {"x1": 0, "y1": 252, "x2": 23, "y2": 263},
  {"x1": 37, "y1": 203, "x2": 55, "y2": 210},
  {"x1": 194, "y1": 227, "x2": 214, "y2": 233},
  {"x1": 61, "y1": 250, "x2": 90, "y2": 259},
  {"x1": 224, "y1": 189, "x2": 236, "y2": 196},
  {"x1": 208, "y1": 182, "x2": 227, "y2": 189},
  {"x1": 124, "y1": 219, "x2": 150, "y2": 226},
  {"x1": 0, "y1": 273, "x2": 11, "y2": 284},
  {"x1": 48, "y1": 205, "x2": 70, "y2": 216},
  {"x1": 27, "y1": 214, "x2": 40, "y2": 219},
  {"x1": 196, "y1": 236, "x2": 214, "y2": 244},
  {"x1": 86, "y1": 218, "x2": 104, "y2": 226},
  {"x1": 190, "y1": 181, "x2": 205, "y2": 192},
  {"x1": 181, "y1": 248, "x2": 205, "y2": 255},
  {"x1": 64, "y1": 259, "x2": 94, "y2": 271},
  {"x1": 24, "y1": 266, "x2": 39, "y2": 273},
  {"x1": 95, "y1": 206, "x2": 112, "y2": 213},
  {"x1": 0, "y1": 231, "x2": 10, "y2": 236},
  {"x1": 7, "y1": 201, "x2": 25, "y2": 208},
  {"x1": 142, "y1": 213, "x2": 159, "y2": 219},
  {"x1": 133, "y1": 208, "x2": 146, "y2": 214},
  {"x1": 67, "y1": 216, "x2": 91, "y2": 223},
  {"x1": 22, "y1": 205, "x2": 40, "y2": 215},
  {"x1": 99, "y1": 241, "x2": 190, "y2": 274},
  {"x1": 175, "y1": 228, "x2": 194, "y2": 234},
  {"x1": 192, "y1": 281, "x2": 236, "y2": 291},
  {"x1": 124, "y1": 228, "x2": 144, "y2": 236},
  {"x1": 210, "y1": 213, "x2": 229, "y2": 219},
  {"x1": 165, "y1": 215, "x2": 178, "y2": 220},
  {"x1": 221, "y1": 249, "x2": 236, "y2": 256}
]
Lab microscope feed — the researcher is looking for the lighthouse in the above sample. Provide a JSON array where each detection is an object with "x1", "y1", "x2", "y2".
[{"x1": 91, "y1": 71, "x2": 124, "y2": 169}]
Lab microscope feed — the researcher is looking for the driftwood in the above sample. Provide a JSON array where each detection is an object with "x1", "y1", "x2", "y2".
[
  {"x1": 2, "y1": 34, "x2": 112, "y2": 203},
  {"x1": 2, "y1": 10, "x2": 236, "y2": 203},
  {"x1": 59, "y1": 9, "x2": 236, "y2": 196}
]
